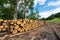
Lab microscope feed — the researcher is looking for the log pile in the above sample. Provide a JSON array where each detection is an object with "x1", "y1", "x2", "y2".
[{"x1": 0, "y1": 19, "x2": 45, "y2": 35}]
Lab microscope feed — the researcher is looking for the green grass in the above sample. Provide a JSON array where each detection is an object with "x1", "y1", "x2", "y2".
[{"x1": 47, "y1": 18, "x2": 60, "y2": 22}]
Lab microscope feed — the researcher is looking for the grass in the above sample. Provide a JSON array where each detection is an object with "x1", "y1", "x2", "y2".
[{"x1": 47, "y1": 18, "x2": 60, "y2": 22}]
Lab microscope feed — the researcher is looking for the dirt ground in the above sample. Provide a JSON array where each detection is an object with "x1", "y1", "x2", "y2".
[{"x1": 0, "y1": 22, "x2": 60, "y2": 40}]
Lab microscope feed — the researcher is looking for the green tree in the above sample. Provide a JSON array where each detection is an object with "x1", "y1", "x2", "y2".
[
  {"x1": 18, "y1": 0, "x2": 34, "y2": 19},
  {"x1": 46, "y1": 14, "x2": 55, "y2": 20},
  {"x1": 46, "y1": 12, "x2": 60, "y2": 20},
  {"x1": 54, "y1": 12, "x2": 60, "y2": 18},
  {"x1": 0, "y1": 0, "x2": 34, "y2": 20},
  {"x1": 27, "y1": 12, "x2": 40, "y2": 20},
  {"x1": 0, "y1": 0, "x2": 14, "y2": 20}
]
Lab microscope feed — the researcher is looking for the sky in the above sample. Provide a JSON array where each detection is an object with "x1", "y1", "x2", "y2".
[{"x1": 34, "y1": 0, "x2": 60, "y2": 18}]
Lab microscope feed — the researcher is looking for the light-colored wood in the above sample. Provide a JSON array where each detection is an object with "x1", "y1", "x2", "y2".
[
  {"x1": 8, "y1": 20, "x2": 11, "y2": 22},
  {"x1": 0, "y1": 19, "x2": 3, "y2": 22},
  {"x1": 4, "y1": 20, "x2": 7, "y2": 23},
  {"x1": 0, "y1": 29, "x2": 1, "y2": 31},
  {"x1": 17, "y1": 21, "x2": 22, "y2": 25},
  {"x1": 15, "y1": 25, "x2": 19, "y2": 30},
  {"x1": 10, "y1": 22, "x2": 14, "y2": 24},
  {"x1": 22, "y1": 28, "x2": 24, "y2": 32},
  {"x1": 0, "y1": 26, "x2": 4, "y2": 29},
  {"x1": 12, "y1": 30, "x2": 17, "y2": 35},
  {"x1": 19, "y1": 29, "x2": 22, "y2": 33},
  {"x1": 23, "y1": 21, "x2": 26, "y2": 24},
  {"x1": 2, "y1": 28, "x2": 6, "y2": 31},
  {"x1": 10, "y1": 29, "x2": 13, "y2": 32},
  {"x1": 21, "y1": 23, "x2": 24, "y2": 26},
  {"x1": 4, "y1": 25, "x2": 8, "y2": 28},
  {"x1": 17, "y1": 28, "x2": 21, "y2": 32},
  {"x1": 10, "y1": 25, "x2": 14, "y2": 29},
  {"x1": 0, "y1": 19, "x2": 45, "y2": 35},
  {"x1": 3, "y1": 23, "x2": 7, "y2": 25}
]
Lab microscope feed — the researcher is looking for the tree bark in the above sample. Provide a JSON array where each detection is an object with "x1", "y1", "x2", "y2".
[
  {"x1": 24, "y1": 12, "x2": 26, "y2": 19},
  {"x1": 13, "y1": 0, "x2": 18, "y2": 20},
  {"x1": 24, "y1": 6, "x2": 26, "y2": 19}
]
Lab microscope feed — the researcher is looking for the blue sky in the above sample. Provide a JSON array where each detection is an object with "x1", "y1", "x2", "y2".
[{"x1": 34, "y1": 0, "x2": 60, "y2": 18}]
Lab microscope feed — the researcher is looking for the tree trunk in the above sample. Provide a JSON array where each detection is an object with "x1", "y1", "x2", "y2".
[
  {"x1": 24, "y1": 12, "x2": 26, "y2": 19},
  {"x1": 13, "y1": 0, "x2": 18, "y2": 20},
  {"x1": 24, "y1": 7, "x2": 26, "y2": 19},
  {"x1": 14, "y1": 4, "x2": 18, "y2": 20}
]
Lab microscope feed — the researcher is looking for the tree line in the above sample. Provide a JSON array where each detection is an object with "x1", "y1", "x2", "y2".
[
  {"x1": 0, "y1": 0, "x2": 40, "y2": 20},
  {"x1": 0, "y1": 0, "x2": 60, "y2": 20},
  {"x1": 41, "y1": 12, "x2": 60, "y2": 20}
]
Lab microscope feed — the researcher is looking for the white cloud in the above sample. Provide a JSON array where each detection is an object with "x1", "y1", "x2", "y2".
[
  {"x1": 39, "y1": 7, "x2": 60, "y2": 18},
  {"x1": 34, "y1": 0, "x2": 46, "y2": 6},
  {"x1": 48, "y1": 1, "x2": 60, "y2": 7}
]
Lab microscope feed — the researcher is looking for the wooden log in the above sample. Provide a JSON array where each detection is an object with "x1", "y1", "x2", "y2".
[
  {"x1": 2, "y1": 28, "x2": 6, "y2": 31},
  {"x1": 0, "y1": 29, "x2": 1, "y2": 31},
  {"x1": 25, "y1": 27, "x2": 29, "y2": 31},
  {"x1": 11, "y1": 20, "x2": 15, "y2": 22},
  {"x1": 18, "y1": 19, "x2": 22, "y2": 22},
  {"x1": 2, "y1": 22, "x2": 7, "y2": 25},
  {"x1": 8, "y1": 20, "x2": 11, "y2": 22},
  {"x1": 23, "y1": 21, "x2": 26, "y2": 24},
  {"x1": 10, "y1": 25, "x2": 14, "y2": 29},
  {"x1": 0, "y1": 19, "x2": 3, "y2": 22},
  {"x1": 4, "y1": 20, "x2": 7, "y2": 23},
  {"x1": 14, "y1": 24, "x2": 17, "y2": 26},
  {"x1": 4, "y1": 25, "x2": 8, "y2": 28},
  {"x1": 20, "y1": 29, "x2": 23, "y2": 33},
  {"x1": 12, "y1": 20, "x2": 17, "y2": 24},
  {"x1": 10, "y1": 29, "x2": 13, "y2": 32},
  {"x1": 22, "y1": 28, "x2": 24, "y2": 32},
  {"x1": 17, "y1": 28, "x2": 21, "y2": 32},
  {"x1": 17, "y1": 21, "x2": 22, "y2": 25},
  {"x1": 10, "y1": 22, "x2": 14, "y2": 24},
  {"x1": 21, "y1": 23, "x2": 24, "y2": 27},
  {"x1": 14, "y1": 25, "x2": 19, "y2": 30},
  {"x1": 0, "y1": 26, "x2": 4, "y2": 29},
  {"x1": 12, "y1": 30, "x2": 17, "y2": 35}
]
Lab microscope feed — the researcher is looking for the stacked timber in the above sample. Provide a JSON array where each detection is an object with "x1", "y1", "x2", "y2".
[{"x1": 0, "y1": 19, "x2": 45, "y2": 35}]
